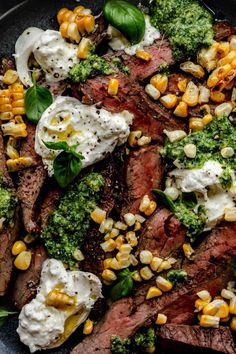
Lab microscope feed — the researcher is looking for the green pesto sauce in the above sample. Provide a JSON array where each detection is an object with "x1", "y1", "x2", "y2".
[
  {"x1": 111, "y1": 328, "x2": 155, "y2": 354},
  {"x1": 112, "y1": 58, "x2": 130, "y2": 75},
  {"x1": 150, "y1": 0, "x2": 214, "y2": 60},
  {"x1": 166, "y1": 269, "x2": 188, "y2": 283},
  {"x1": 0, "y1": 185, "x2": 16, "y2": 227},
  {"x1": 41, "y1": 173, "x2": 104, "y2": 267},
  {"x1": 69, "y1": 55, "x2": 113, "y2": 83}
]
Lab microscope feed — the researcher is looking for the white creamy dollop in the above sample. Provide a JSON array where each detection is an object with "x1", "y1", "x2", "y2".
[
  {"x1": 17, "y1": 259, "x2": 102, "y2": 353},
  {"x1": 108, "y1": 16, "x2": 160, "y2": 55},
  {"x1": 35, "y1": 96, "x2": 133, "y2": 175},
  {"x1": 15, "y1": 28, "x2": 78, "y2": 86},
  {"x1": 170, "y1": 160, "x2": 235, "y2": 230}
]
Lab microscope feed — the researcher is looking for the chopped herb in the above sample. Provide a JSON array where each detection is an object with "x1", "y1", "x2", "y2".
[
  {"x1": 219, "y1": 167, "x2": 233, "y2": 190},
  {"x1": 167, "y1": 269, "x2": 188, "y2": 283},
  {"x1": 158, "y1": 62, "x2": 170, "y2": 75},
  {"x1": 112, "y1": 58, "x2": 130, "y2": 75},
  {"x1": 0, "y1": 182, "x2": 17, "y2": 227}
]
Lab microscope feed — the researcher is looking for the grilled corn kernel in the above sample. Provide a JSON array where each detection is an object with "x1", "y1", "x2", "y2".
[
  {"x1": 119, "y1": 244, "x2": 132, "y2": 255},
  {"x1": 100, "y1": 239, "x2": 116, "y2": 253},
  {"x1": 197, "y1": 290, "x2": 211, "y2": 301},
  {"x1": 156, "y1": 313, "x2": 167, "y2": 325},
  {"x1": 230, "y1": 317, "x2": 236, "y2": 331},
  {"x1": 230, "y1": 296, "x2": 236, "y2": 314},
  {"x1": 199, "y1": 86, "x2": 210, "y2": 104},
  {"x1": 137, "y1": 136, "x2": 152, "y2": 147},
  {"x1": 134, "y1": 221, "x2": 142, "y2": 232},
  {"x1": 173, "y1": 101, "x2": 188, "y2": 118},
  {"x1": 3, "y1": 70, "x2": 18, "y2": 85},
  {"x1": 150, "y1": 257, "x2": 163, "y2": 272},
  {"x1": 197, "y1": 44, "x2": 218, "y2": 72},
  {"x1": 221, "y1": 289, "x2": 235, "y2": 300},
  {"x1": 102, "y1": 269, "x2": 117, "y2": 282},
  {"x1": 180, "y1": 61, "x2": 205, "y2": 79},
  {"x1": 135, "y1": 214, "x2": 146, "y2": 224},
  {"x1": 73, "y1": 248, "x2": 84, "y2": 261},
  {"x1": 177, "y1": 78, "x2": 188, "y2": 93},
  {"x1": 221, "y1": 147, "x2": 234, "y2": 158},
  {"x1": 115, "y1": 235, "x2": 125, "y2": 249},
  {"x1": 109, "y1": 228, "x2": 119, "y2": 239},
  {"x1": 164, "y1": 129, "x2": 187, "y2": 142},
  {"x1": 182, "y1": 81, "x2": 199, "y2": 107},
  {"x1": 77, "y1": 38, "x2": 93, "y2": 59},
  {"x1": 0, "y1": 89, "x2": 11, "y2": 97},
  {"x1": 103, "y1": 258, "x2": 113, "y2": 269},
  {"x1": 128, "y1": 130, "x2": 142, "y2": 147},
  {"x1": 150, "y1": 74, "x2": 168, "y2": 94},
  {"x1": 0, "y1": 103, "x2": 12, "y2": 113},
  {"x1": 203, "y1": 299, "x2": 225, "y2": 316},
  {"x1": 108, "y1": 79, "x2": 119, "y2": 96},
  {"x1": 210, "y1": 90, "x2": 225, "y2": 103},
  {"x1": 208, "y1": 64, "x2": 232, "y2": 87},
  {"x1": 129, "y1": 254, "x2": 138, "y2": 267},
  {"x1": 145, "y1": 84, "x2": 160, "y2": 100},
  {"x1": 132, "y1": 270, "x2": 142, "y2": 282},
  {"x1": 68, "y1": 22, "x2": 81, "y2": 43},
  {"x1": 139, "y1": 195, "x2": 151, "y2": 212},
  {"x1": 83, "y1": 15, "x2": 95, "y2": 33},
  {"x1": 46, "y1": 288, "x2": 74, "y2": 308},
  {"x1": 215, "y1": 302, "x2": 229, "y2": 318},
  {"x1": 184, "y1": 143, "x2": 197, "y2": 158},
  {"x1": 224, "y1": 207, "x2": 236, "y2": 222},
  {"x1": 140, "y1": 266, "x2": 154, "y2": 281},
  {"x1": 57, "y1": 8, "x2": 69, "y2": 24},
  {"x1": 202, "y1": 114, "x2": 213, "y2": 126},
  {"x1": 24, "y1": 234, "x2": 35, "y2": 244},
  {"x1": 183, "y1": 243, "x2": 194, "y2": 259},
  {"x1": 215, "y1": 102, "x2": 233, "y2": 117},
  {"x1": 195, "y1": 298, "x2": 211, "y2": 312},
  {"x1": 99, "y1": 218, "x2": 114, "y2": 233},
  {"x1": 12, "y1": 241, "x2": 27, "y2": 256},
  {"x1": 14, "y1": 250, "x2": 32, "y2": 271},
  {"x1": 118, "y1": 258, "x2": 131, "y2": 269},
  {"x1": 160, "y1": 94, "x2": 178, "y2": 109},
  {"x1": 140, "y1": 250, "x2": 153, "y2": 265},
  {"x1": 83, "y1": 319, "x2": 94, "y2": 335},
  {"x1": 189, "y1": 118, "x2": 204, "y2": 132},
  {"x1": 144, "y1": 201, "x2": 157, "y2": 216},
  {"x1": 126, "y1": 231, "x2": 138, "y2": 247},
  {"x1": 136, "y1": 50, "x2": 151, "y2": 61},
  {"x1": 6, "y1": 157, "x2": 34, "y2": 172},
  {"x1": 200, "y1": 315, "x2": 219, "y2": 328},
  {"x1": 90, "y1": 207, "x2": 106, "y2": 224},
  {"x1": 116, "y1": 251, "x2": 129, "y2": 262},
  {"x1": 124, "y1": 213, "x2": 136, "y2": 227},
  {"x1": 146, "y1": 286, "x2": 162, "y2": 299},
  {"x1": 217, "y1": 41, "x2": 230, "y2": 57},
  {"x1": 156, "y1": 276, "x2": 173, "y2": 292},
  {"x1": 73, "y1": 5, "x2": 85, "y2": 15},
  {"x1": 0, "y1": 112, "x2": 14, "y2": 120},
  {"x1": 217, "y1": 50, "x2": 236, "y2": 67},
  {"x1": 6, "y1": 137, "x2": 19, "y2": 159}
]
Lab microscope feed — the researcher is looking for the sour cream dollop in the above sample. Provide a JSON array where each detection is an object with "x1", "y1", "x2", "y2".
[
  {"x1": 35, "y1": 96, "x2": 133, "y2": 175},
  {"x1": 108, "y1": 16, "x2": 160, "y2": 55},
  {"x1": 17, "y1": 259, "x2": 102, "y2": 353}
]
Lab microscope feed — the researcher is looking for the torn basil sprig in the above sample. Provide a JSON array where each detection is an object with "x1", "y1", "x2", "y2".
[
  {"x1": 110, "y1": 268, "x2": 135, "y2": 301},
  {"x1": 0, "y1": 307, "x2": 17, "y2": 327},
  {"x1": 43, "y1": 141, "x2": 84, "y2": 188}
]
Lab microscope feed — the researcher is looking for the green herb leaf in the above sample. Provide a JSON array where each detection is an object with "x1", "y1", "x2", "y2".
[
  {"x1": 53, "y1": 152, "x2": 83, "y2": 188},
  {"x1": 43, "y1": 140, "x2": 70, "y2": 151},
  {"x1": 104, "y1": 0, "x2": 145, "y2": 45},
  {"x1": 25, "y1": 78, "x2": 53, "y2": 124},
  {"x1": 110, "y1": 269, "x2": 134, "y2": 301},
  {"x1": 153, "y1": 189, "x2": 175, "y2": 212},
  {"x1": 0, "y1": 307, "x2": 17, "y2": 327}
]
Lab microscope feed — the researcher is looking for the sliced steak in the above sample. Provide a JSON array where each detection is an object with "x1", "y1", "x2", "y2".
[
  {"x1": 71, "y1": 223, "x2": 236, "y2": 354},
  {"x1": 158, "y1": 324, "x2": 235, "y2": 354},
  {"x1": 17, "y1": 122, "x2": 47, "y2": 233},
  {"x1": 89, "y1": 15, "x2": 107, "y2": 47},
  {"x1": 214, "y1": 21, "x2": 235, "y2": 41},
  {"x1": 38, "y1": 186, "x2": 62, "y2": 230}
]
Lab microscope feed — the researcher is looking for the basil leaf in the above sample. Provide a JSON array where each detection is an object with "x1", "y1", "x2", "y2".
[
  {"x1": 153, "y1": 189, "x2": 176, "y2": 212},
  {"x1": 0, "y1": 307, "x2": 17, "y2": 327},
  {"x1": 53, "y1": 152, "x2": 83, "y2": 188},
  {"x1": 117, "y1": 268, "x2": 133, "y2": 281},
  {"x1": 43, "y1": 140, "x2": 70, "y2": 152},
  {"x1": 104, "y1": 0, "x2": 145, "y2": 45},
  {"x1": 25, "y1": 83, "x2": 53, "y2": 124},
  {"x1": 110, "y1": 276, "x2": 134, "y2": 301}
]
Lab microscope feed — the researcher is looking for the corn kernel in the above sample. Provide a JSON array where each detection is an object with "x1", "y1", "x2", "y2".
[
  {"x1": 102, "y1": 269, "x2": 117, "y2": 282},
  {"x1": 137, "y1": 136, "x2": 152, "y2": 147},
  {"x1": 57, "y1": 8, "x2": 69, "y2": 24},
  {"x1": 90, "y1": 207, "x2": 106, "y2": 224},
  {"x1": 7, "y1": 157, "x2": 34, "y2": 172},
  {"x1": 0, "y1": 97, "x2": 10, "y2": 105},
  {"x1": 140, "y1": 266, "x2": 154, "y2": 281},
  {"x1": 128, "y1": 130, "x2": 142, "y2": 147},
  {"x1": 197, "y1": 290, "x2": 211, "y2": 301},
  {"x1": 139, "y1": 250, "x2": 153, "y2": 265},
  {"x1": 182, "y1": 81, "x2": 199, "y2": 107},
  {"x1": 217, "y1": 50, "x2": 236, "y2": 67},
  {"x1": 114, "y1": 221, "x2": 128, "y2": 231},
  {"x1": 217, "y1": 41, "x2": 230, "y2": 57},
  {"x1": 150, "y1": 74, "x2": 168, "y2": 94},
  {"x1": 230, "y1": 296, "x2": 236, "y2": 314},
  {"x1": 109, "y1": 228, "x2": 119, "y2": 239},
  {"x1": 230, "y1": 317, "x2": 236, "y2": 331},
  {"x1": 184, "y1": 143, "x2": 197, "y2": 158},
  {"x1": 144, "y1": 201, "x2": 157, "y2": 216},
  {"x1": 145, "y1": 84, "x2": 160, "y2": 100},
  {"x1": 195, "y1": 298, "x2": 211, "y2": 312},
  {"x1": 100, "y1": 239, "x2": 116, "y2": 253},
  {"x1": 12, "y1": 107, "x2": 25, "y2": 116},
  {"x1": 14, "y1": 250, "x2": 32, "y2": 270},
  {"x1": 189, "y1": 118, "x2": 204, "y2": 132},
  {"x1": 164, "y1": 129, "x2": 187, "y2": 142},
  {"x1": 180, "y1": 61, "x2": 205, "y2": 79},
  {"x1": 129, "y1": 254, "x2": 138, "y2": 267},
  {"x1": 83, "y1": 15, "x2": 95, "y2": 33},
  {"x1": 160, "y1": 94, "x2": 178, "y2": 109},
  {"x1": 183, "y1": 243, "x2": 194, "y2": 259},
  {"x1": 124, "y1": 213, "x2": 136, "y2": 227},
  {"x1": 156, "y1": 276, "x2": 173, "y2": 292},
  {"x1": 0, "y1": 104, "x2": 12, "y2": 113},
  {"x1": 202, "y1": 114, "x2": 213, "y2": 126},
  {"x1": 134, "y1": 221, "x2": 141, "y2": 232},
  {"x1": 139, "y1": 195, "x2": 151, "y2": 212},
  {"x1": 224, "y1": 207, "x2": 236, "y2": 222},
  {"x1": 108, "y1": 79, "x2": 119, "y2": 96},
  {"x1": 199, "y1": 86, "x2": 210, "y2": 104},
  {"x1": 146, "y1": 286, "x2": 162, "y2": 299},
  {"x1": 99, "y1": 218, "x2": 114, "y2": 233},
  {"x1": 59, "y1": 21, "x2": 69, "y2": 38},
  {"x1": 119, "y1": 244, "x2": 132, "y2": 255},
  {"x1": 200, "y1": 315, "x2": 219, "y2": 328},
  {"x1": 12, "y1": 241, "x2": 27, "y2": 256},
  {"x1": 135, "y1": 214, "x2": 146, "y2": 223},
  {"x1": 126, "y1": 231, "x2": 138, "y2": 247},
  {"x1": 215, "y1": 102, "x2": 233, "y2": 117},
  {"x1": 132, "y1": 270, "x2": 142, "y2": 282},
  {"x1": 173, "y1": 101, "x2": 188, "y2": 118},
  {"x1": 156, "y1": 313, "x2": 167, "y2": 325},
  {"x1": 116, "y1": 252, "x2": 129, "y2": 262},
  {"x1": 0, "y1": 112, "x2": 14, "y2": 120},
  {"x1": 3, "y1": 70, "x2": 18, "y2": 85},
  {"x1": 73, "y1": 248, "x2": 84, "y2": 261},
  {"x1": 221, "y1": 289, "x2": 235, "y2": 300},
  {"x1": 46, "y1": 288, "x2": 75, "y2": 308},
  {"x1": 197, "y1": 44, "x2": 218, "y2": 72},
  {"x1": 215, "y1": 302, "x2": 229, "y2": 318},
  {"x1": 210, "y1": 91, "x2": 225, "y2": 103},
  {"x1": 83, "y1": 319, "x2": 93, "y2": 335},
  {"x1": 136, "y1": 50, "x2": 151, "y2": 61},
  {"x1": 177, "y1": 78, "x2": 188, "y2": 93},
  {"x1": 6, "y1": 137, "x2": 19, "y2": 159},
  {"x1": 77, "y1": 38, "x2": 93, "y2": 59},
  {"x1": 118, "y1": 258, "x2": 131, "y2": 269},
  {"x1": 150, "y1": 257, "x2": 163, "y2": 272},
  {"x1": 73, "y1": 5, "x2": 85, "y2": 15},
  {"x1": 221, "y1": 147, "x2": 234, "y2": 158},
  {"x1": 105, "y1": 257, "x2": 120, "y2": 270},
  {"x1": 115, "y1": 235, "x2": 125, "y2": 249},
  {"x1": 203, "y1": 299, "x2": 225, "y2": 316}
]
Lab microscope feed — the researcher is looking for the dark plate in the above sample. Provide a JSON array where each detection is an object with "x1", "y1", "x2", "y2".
[{"x1": 0, "y1": 0, "x2": 236, "y2": 353}]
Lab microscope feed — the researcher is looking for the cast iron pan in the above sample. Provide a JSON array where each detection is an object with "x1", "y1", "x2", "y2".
[{"x1": 0, "y1": 0, "x2": 236, "y2": 353}]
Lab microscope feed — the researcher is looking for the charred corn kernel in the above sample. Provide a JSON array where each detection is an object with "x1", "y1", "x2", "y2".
[
  {"x1": 137, "y1": 136, "x2": 152, "y2": 147},
  {"x1": 140, "y1": 266, "x2": 154, "y2": 281},
  {"x1": 189, "y1": 118, "x2": 204, "y2": 132},
  {"x1": 150, "y1": 257, "x2": 163, "y2": 272},
  {"x1": 100, "y1": 239, "x2": 116, "y2": 253},
  {"x1": 139, "y1": 195, "x2": 151, "y2": 212},
  {"x1": 145, "y1": 84, "x2": 160, "y2": 100},
  {"x1": 177, "y1": 78, "x2": 188, "y2": 93},
  {"x1": 140, "y1": 250, "x2": 153, "y2": 265},
  {"x1": 102, "y1": 269, "x2": 117, "y2": 282},
  {"x1": 182, "y1": 81, "x2": 199, "y2": 107},
  {"x1": 150, "y1": 74, "x2": 168, "y2": 94},
  {"x1": 120, "y1": 244, "x2": 132, "y2": 255},
  {"x1": 12, "y1": 241, "x2": 27, "y2": 256},
  {"x1": 197, "y1": 44, "x2": 218, "y2": 72},
  {"x1": 1, "y1": 121, "x2": 27, "y2": 138},
  {"x1": 197, "y1": 290, "x2": 211, "y2": 301},
  {"x1": 3, "y1": 70, "x2": 18, "y2": 85},
  {"x1": 115, "y1": 235, "x2": 125, "y2": 249},
  {"x1": 60, "y1": 21, "x2": 69, "y2": 38},
  {"x1": 83, "y1": 319, "x2": 93, "y2": 335},
  {"x1": 134, "y1": 221, "x2": 141, "y2": 232},
  {"x1": 6, "y1": 137, "x2": 19, "y2": 159},
  {"x1": 184, "y1": 143, "x2": 197, "y2": 158},
  {"x1": 200, "y1": 315, "x2": 219, "y2": 328},
  {"x1": 73, "y1": 248, "x2": 84, "y2": 261},
  {"x1": 14, "y1": 250, "x2": 32, "y2": 271},
  {"x1": 136, "y1": 50, "x2": 151, "y2": 61},
  {"x1": 210, "y1": 90, "x2": 225, "y2": 103},
  {"x1": 225, "y1": 207, "x2": 236, "y2": 222},
  {"x1": 203, "y1": 299, "x2": 225, "y2": 316},
  {"x1": 215, "y1": 102, "x2": 233, "y2": 117},
  {"x1": 156, "y1": 276, "x2": 173, "y2": 292},
  {"x1": 180, "y1": 61, "x2": 205, "y2": 79},
  {"x1": 221, "y1": 289, "x2": 235, "y2": 300},
  {"x1": 146, "y1": 286, "x2": 162, "y2": 299},
  {"x1": 183, "y1": 243, "x2": 194, "y2": 259},
  {"x1": 200, "y1": 104, "x2": 211, "y2": 115},
  {"x1": 164, "y1": 129, "x2": 187, "y2": 142},
  {"x1": 230, "y1": 297, "x2": 236, "y2": 314},
  {"x1": 90, "y1": 207, "x2": 106, "y2": 224},
  {"x1": 215, "y1": 302, "x2": 229, "y2": 318},
  {"x1": 173, "y1": 101, "x2": 188, "y2": 118},
  {"x1": 46, "y1": 289, "x2": 74, "y2": 308},
  {"x1": 160, "y1": 94, "x2": 178, "y2": 109},
  {"x1": 202, "y1": 114, "x2": 213, "y2": 126},
  {"x1": 156, "y1": 314, "x2": 167, "y2": 325},
  {"x1": 217, "y1": 41, "x2": 230, "y2": 57},
  {"x1": 217, "y1": 50, "x2": 236, "y2": 67},
  {"x1": 221, "y1": 147, "x2": 234, "y2": 158},
  {"x1": 83, "y1": 15, "x2": 95, "y2": 33},
  {"x1": 195, "y1": 298, "x2": 211, "y2": 312},
  {"x1": 208, "y1": 64, "x2": 232, "y2": 88},
  {"x1": 108, "y1": 79, "x2": 119, "y2": 96},
  {"x1": 129, "y1": 254, "x2": 138, "y2": 267},
  {"x1": 199, "y1": 86, "x2": 210, "y2": 104},
  {"x1": 128, "y1": 130, "x2": 142, "y2": 147},
  {"x1": 230, "y1": 317, "x2": 236, "y2": 331},
  {"x1": 0, "y1": 112, "x2": 14, "y2": 120},
  {"x1": 135, "y1": 214, "x2": 146, "y2": 223},
  {"x1": 99, "y1": 218, "x2": 114, "y2": 233},
  {"x1": 126, "y1": 231, "x2": 138, "y2": 247},
  {"x1": 132, "y1": 270, "x2": 142, "y2": 282},
  {"x1": 23, "y1": 234, "x2": 35, "y2": 244},
  {"x1": 77, "y1": 38, "x2": 93, "y2": 59},
  {"x1": 124, "y1": 213, "x2": 136, "y2": 227},
  {"x1": 0, "y1": 104, "x2": 12, "y2": 113},
  {"x1": 7, "y1": 157, "x2": 34, "y2": 172}
]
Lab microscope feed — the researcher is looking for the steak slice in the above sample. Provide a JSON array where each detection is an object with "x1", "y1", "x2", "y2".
[
  {"x1": 71, "y1": 223, "x2": 236, "y2": 354},
  {"x1": 157, "y1": 324, "x2": 235, "y2": 354},
  {"x1": 214, "y1": 21, "x2": 236, "y2": 41},
  {"x1": 17, "y1": 122, "x2": 47, "y2": 233}
]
